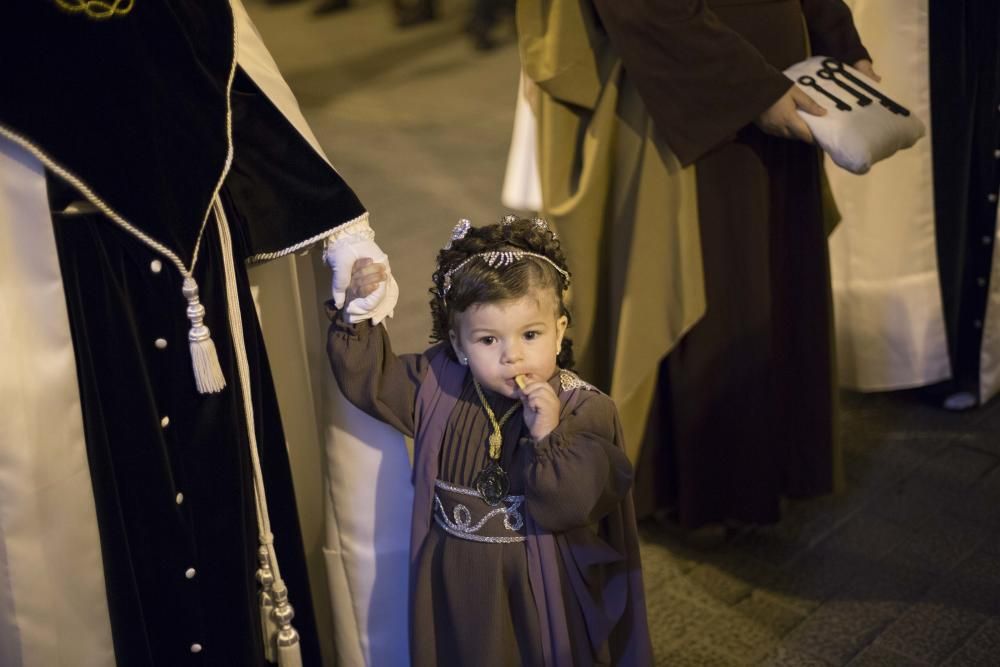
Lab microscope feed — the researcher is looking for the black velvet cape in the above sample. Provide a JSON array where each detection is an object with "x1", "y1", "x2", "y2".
[{"x1": 0, "y1": 2, "x2": 364, "y2": 664}]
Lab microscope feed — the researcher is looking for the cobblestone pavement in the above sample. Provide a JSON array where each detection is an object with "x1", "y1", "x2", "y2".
[
  {"x1": 248, "y1": 2, "x2": 1000, "y2": 664},
  {"x1": 641, "y1": 389, "x2": 1000, "y2": 665}
]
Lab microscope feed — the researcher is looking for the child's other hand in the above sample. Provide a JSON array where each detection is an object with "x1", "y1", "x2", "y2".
[
  {"x1": 345, "y1": 257, "x2": 387, "y2": 307},
  {"x1": 517, "y1": 379, "x2": 560, "y2": 441}
]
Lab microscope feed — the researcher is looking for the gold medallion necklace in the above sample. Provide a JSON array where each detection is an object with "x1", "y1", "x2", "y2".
[{"x1": 472, "y1": 378, "x2": 520, "y2": 506}]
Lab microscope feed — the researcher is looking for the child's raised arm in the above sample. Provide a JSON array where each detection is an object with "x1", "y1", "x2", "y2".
[{"x1": 326, "y1": 258, "x2": 427, "y2": 438}]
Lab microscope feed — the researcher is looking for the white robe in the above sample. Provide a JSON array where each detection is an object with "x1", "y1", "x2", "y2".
[{"x1": 0, "y1": 128, "x2": 116, "y2": 667}]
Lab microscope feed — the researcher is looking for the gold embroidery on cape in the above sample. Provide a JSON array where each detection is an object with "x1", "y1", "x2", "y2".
[{"x1": 54, "y1": 0, "x2": 134, "y2": 20}]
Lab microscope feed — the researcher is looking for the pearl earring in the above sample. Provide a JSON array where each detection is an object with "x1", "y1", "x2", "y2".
[{"x1": 460, "y1": 356, "x2": 468, "y2": 366}]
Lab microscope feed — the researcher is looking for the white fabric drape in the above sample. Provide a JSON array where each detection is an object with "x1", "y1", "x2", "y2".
[
  {"x1": 827, "y1": 0, "x2": 951, "y2": 391},
  {"x1": 250, "y1": 252, "x2": 411, "y2": 667},
  {"x1": 321, "y1": 372, "x2": 412, "y2": 667},
  {"x1": 501, "y1": 74, "x2": 543, "y2": 212},
  {"x1": 0, "y1": 135, "x2": 116, "y2": 666}
]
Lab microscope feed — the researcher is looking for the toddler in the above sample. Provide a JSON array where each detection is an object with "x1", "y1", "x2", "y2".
[{"x1": 326, "y1": 215, "x2": 651, "y2": 666}]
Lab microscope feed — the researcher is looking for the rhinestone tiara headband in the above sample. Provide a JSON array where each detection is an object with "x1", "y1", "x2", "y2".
[{"x1": 438, "y1": 217, "x2": 570, "y2": 304}]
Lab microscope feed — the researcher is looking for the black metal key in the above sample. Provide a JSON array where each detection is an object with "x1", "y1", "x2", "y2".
[
  {"x1": 821, "y1": 58, "x2": 910, "y2": 116},
  {"x1": 797, "y1": 75, "x2": 851, "y2": 111},
  {"x1": 816, "y1": 68, "x2": 872, "y2": 106}
]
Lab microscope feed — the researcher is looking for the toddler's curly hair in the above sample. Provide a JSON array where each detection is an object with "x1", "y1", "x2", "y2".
[{"x1": 429, "y1": 216, "x2": 574, "y2": 369}]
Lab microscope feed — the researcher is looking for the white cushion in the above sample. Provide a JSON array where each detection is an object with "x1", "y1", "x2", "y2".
[{"x1": 783, "y1": 56, "x2": 926, "y2": 175}]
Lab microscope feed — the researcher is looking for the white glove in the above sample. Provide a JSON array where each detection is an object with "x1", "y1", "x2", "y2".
[{"x1": 323, "y1": 214, "x2": 399, "y2": 325}]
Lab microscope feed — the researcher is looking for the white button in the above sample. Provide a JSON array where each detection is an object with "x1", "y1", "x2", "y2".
[
  {"x1": 150, "y1": 259, "x2": 162, "y2": 274},
  {"x1": 994, "y1": 148, "x2": 1000, "y2": 159},
  {"x1": 978, "y1": 277, "x2": 988, "y2": 287},
  {"x1": 175, "y1": 492, "x2": 184, "y2": 505},
  {"x1": 190, "y1": 643, "x2": 202, "y2": 654},
  {"x1": 185, "y1": 568, "x2": 196, "y2": 579},
  {"x1": 160, "y1": 416, "x2": 170, "y2": 428},
  {"x1": 154, "y1": 338, "x2": 168, "y2": 350},
  {"x1": 989, "y1": 193, "x2": 998, "y2": 203},
  {"x1": 974, "y1": 320, "x2": 983, "y2": 329}
]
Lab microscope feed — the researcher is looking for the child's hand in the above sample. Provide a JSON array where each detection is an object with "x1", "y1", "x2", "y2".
[
  {"x1": 517, "y1": 378, "x2": 560, "y2": 441},
  {"x1": 344, "y1": 257, "x2": 387, "y2": 309}
]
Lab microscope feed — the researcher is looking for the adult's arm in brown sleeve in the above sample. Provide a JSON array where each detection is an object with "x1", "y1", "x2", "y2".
[
  {"x1": 592, "y1": 0, "x2": 792, "y2": 165},
  {"x1": 800, "y1": 0, "x2": 871, "y2": 66}
]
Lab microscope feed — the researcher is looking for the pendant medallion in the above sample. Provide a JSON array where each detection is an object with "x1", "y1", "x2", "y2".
[{"x1": 475, "y1": 462, "x2": 510, "y2": 506}]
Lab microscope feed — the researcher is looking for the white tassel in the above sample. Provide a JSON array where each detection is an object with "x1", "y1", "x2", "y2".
[
  {"x1": 277, "y1": 642, "x2": 303, "y2": 667},
  {"x1": 183, "y1": 277, "x2": 226, "y2": 393},
  {"x1": 272, "y1": 585, "x2": 303, "y2": 667},
  {"x1": 256, "y1": 547, "x2": 279, "y2": 663}
]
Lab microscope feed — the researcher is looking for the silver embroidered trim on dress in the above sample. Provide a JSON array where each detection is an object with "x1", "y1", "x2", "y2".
[
  {"x1": 559, "y1": 370, "x2": 596, "y2": 393},
  {"x1": 432, "y1": 480, "x2": 526, "y2": 544}
]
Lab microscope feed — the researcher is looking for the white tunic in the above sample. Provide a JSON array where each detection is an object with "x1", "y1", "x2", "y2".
[{"x1": 827, "y1": 0, "x2": 951, "y2": 391}]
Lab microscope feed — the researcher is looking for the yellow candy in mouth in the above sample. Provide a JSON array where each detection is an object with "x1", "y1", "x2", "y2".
[{"x1": 514, "y1": 375, "x2": 528, "y2": 390}]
